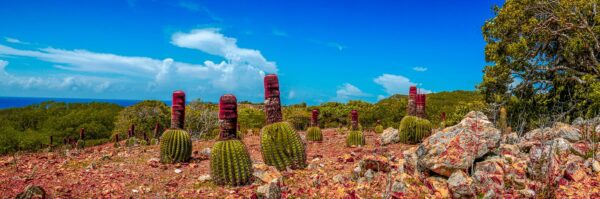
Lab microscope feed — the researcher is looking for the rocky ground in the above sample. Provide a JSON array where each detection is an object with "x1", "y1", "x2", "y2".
[{"x1": 2, "y1": 112, "x2": 600, "y2": 198}]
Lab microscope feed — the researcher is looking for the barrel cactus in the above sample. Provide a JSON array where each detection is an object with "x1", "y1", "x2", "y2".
[
  {"x1": 346, "y1": 130, "x2": 365, "y2": 147},
  {"x1": 398, "y1": 116, "x2": 432, "y2": 144},
  {"x1": 374, "y1": 125, "x2": 384, "y2": 134},
  {"x1": 346, "y1": 110, "x2": 365, "y2": 147},
  {"x1": 211, "y1": 94, "x2": 253, "y2": 186},
  {"x1": 260, "y1": 74, "x2": 307, "y2": 170},
  {"x1": 306, "y1": 109, "x2": 322, "y2": 141},
  {"x1": 160, "y1": 90, "x2": 192, "y2": 163},
  {"x1": 160, "y1": 129, "x2": 192, "y2": 163}
]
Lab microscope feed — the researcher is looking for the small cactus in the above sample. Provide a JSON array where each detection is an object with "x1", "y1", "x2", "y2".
[
  {"x1": 126, "y1": 137, "x2": 138, "y2": 147},
  {"x1": 159, "y1": 90, "x2": 192, "y2": 163},
  {"x1": 306, "y1": 127, "x2": 322, "y2": 141},
  {"x1": 113, "y1": 134, "x2": 121, "y2": 148},
  {"x1": 306, "y1": 109, "x2": 323, "y2": 141},
  {"x1": 211, "y1": 94, "x2": 253, "y2": 186},
  {"x1": 374, "y1": 125, "x2": 384, "y2": 134},
  {"x1": 346, "y1": 110, "x2": 365, "y2": 147},
  {"x1": 260, "y1": 74, "x2": 307, "y2": 170},
  {"x1": 398, "y1": 116, "x2": 432, "y2": 144},
  {"x1": 498, "y1": 107, "x2": 509, "y2": 134},
  {"x1": 150, "y1": 138, "x2": 159, "y2": 145},
  {"x1": 346, "y1": 131, "x2": 365, "y2": 147}
]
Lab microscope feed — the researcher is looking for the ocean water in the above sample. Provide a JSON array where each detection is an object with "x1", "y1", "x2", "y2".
[{"x1": 0, "y1": 96, "x2": 167, "y2": 109}]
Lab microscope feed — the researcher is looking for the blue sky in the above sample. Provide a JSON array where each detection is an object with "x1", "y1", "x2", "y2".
[{"x1": 0, "y1": 0, "x2": 503, "y2": 105}]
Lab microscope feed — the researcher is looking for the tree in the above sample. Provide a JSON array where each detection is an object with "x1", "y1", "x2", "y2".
[
  {"x1": 185, "y1": 99, "x2": 218, "y2": 138},
  {"x1": 112, "y1": 100, "x2": 169, "y2": 139},
  {"x1": 480, "y1": 0, "x2": 600, "y2": 130}
]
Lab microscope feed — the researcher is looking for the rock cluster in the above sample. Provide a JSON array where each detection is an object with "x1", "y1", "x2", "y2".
[{"x1": 386, "y1": 111, "x2": 600, "y2": 198}]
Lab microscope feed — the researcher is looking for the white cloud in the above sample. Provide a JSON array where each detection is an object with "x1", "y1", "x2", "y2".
[
  {"x1": 413, "y1": 67, "x2": 427, "y2": 72},
  {"x1": 0, "y1": 59, "x2": 114, "y2": 92},
  {"x1": 374, "y1": 74, "x2": 431, "y2": 95},
  {"x1": 377, "y1": 95, "x2": 386, "y2": 101},
  {"x1": 272, "y1": 29, "x2": 288, "y2": 37},
  {"x1": 4, "y1": 37, "x2": 28, "y2": 44},
  {"x1": 333, "y1": 83, "x2": 370, "y2": 102},
  {"x1": 308, "y1": 39, "x2": 345, "y2": 51},
  {"x1": 0, "y1": 28, "x2": 278, "y2": 100},
  {"x1": 288, "y1": 90, "x2": 296, "y2": 99},
  {"x1": 171, "y1": 28, "x2": 277, "y2": 73}
]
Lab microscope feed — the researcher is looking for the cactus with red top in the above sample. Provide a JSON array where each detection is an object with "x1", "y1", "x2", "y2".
[
  {"x1": 114, "y1": 134, "x2": 121, "y2": 148},
  {"x1": 346, "y1": 110, "x2": 365, "y2": 147},
  {"x1": 260, "y1": 74, "x2": 307, "y2": 170},
  {"x1": 211, "y1": 94, "x2": 253, "y2": 186},
  {"x1": 160, "y1": 90, "x2": 192, "y2": 163},
  {"x1": 306, "y1": 109, "x2": 322, "y2": 141}
]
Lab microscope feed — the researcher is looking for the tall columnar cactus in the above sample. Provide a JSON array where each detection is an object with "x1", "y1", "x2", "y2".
[
  {"x1": 374, "y1": 120, "x2": 384, "y2": 134},
  {"x1": 77, "y1": 128, "x2": 85, "y2": 149},
  {"x1": 114, "y1": 134, "x2": 121, "y2": 148},
  {"x1": 211, "y1": 94, "x2": 253, "y2": 186},
  {"x1": 407, "y1": 86, "x2": 417, "y2": 116},
  {"x1": 306, "y1": 109, "x2": 322, "y2": 141},
  {"x1": 160, "y1": 90, "x2": 192, "y2": 163},
  {"x1": 346, "y1": 110, "x2": 365, "y2": 147},
  {"x1": 398, "y1": 116, "x2": 432, "y2": 144},
  {"x1": 260, "y1": 74, "x2": 307, "y2": 170},
  {"x1": 498, "y1": 107, "x2": 509, "y2": 134}
]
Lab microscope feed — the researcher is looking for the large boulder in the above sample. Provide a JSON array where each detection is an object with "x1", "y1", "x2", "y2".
[
  {"x1": 527, "y1": 138, "x2": 571, "y2": 184},
  {"x1": 417, "y1": 111, "x2": 501, "y2": 177},
  {"x1": 380, "y1": 127, "x2": 399, "y2": 145}
]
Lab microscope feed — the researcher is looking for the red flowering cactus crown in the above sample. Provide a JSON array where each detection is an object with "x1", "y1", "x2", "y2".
[
  {"x1": 351, "y1": 110, "x2": 359, "y2": 130},
  {"x1": 264, "y1": 74, "x2": 283, "y2": 124},
  {"x1": 311, "y1": 109, "x2": 319, "y2": 127},
  {"x1": 171, "y1": 90, "x2": 186, "y2": 129},
  {"x1": 79, "y1": 128, "x2": 85, "y2": 140},
  {"x1": 219, "y1": 94, "x2": 238, "y2": 140}
]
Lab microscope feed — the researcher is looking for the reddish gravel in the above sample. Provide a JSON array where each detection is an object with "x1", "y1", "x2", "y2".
[{"x1": 0, "y1": 129, "x2": 414, "y2": 198}]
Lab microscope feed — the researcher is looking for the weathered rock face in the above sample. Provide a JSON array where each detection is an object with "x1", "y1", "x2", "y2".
[
  {"x1": 448, "y1": 170, "x2": 475, "y2": 199},
  {"x1": 417, "y1": 111, "x2": 501, "y2": 177},
  {"x1": 380, "y1": 127, "x2": 399, "y2": 145},
  {"x1": 522, "y1": 122, "x2": 581, "y2": 143},
  {"x1": 473, "y1": 157, "x2": 505, "y2": 198}
]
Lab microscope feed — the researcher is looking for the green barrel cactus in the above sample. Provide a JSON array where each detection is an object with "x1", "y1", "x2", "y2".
[
  {"x1": 398, "y1": 116, "x2": 432, "y2": 144},
  {"x1": 374, "y1": 125, "x2": 384, "y2": 134},
  {"x1": 211, "y1": 94, "x2": 253, "y2": 186},
  {"x1": 260, "y1": 74, "x2": 307, "y2": 171},
  {"x1": 306, "y1": 127, "x2": 322, "y2": 141},
  {"x1": 261, "y1": 122, "x2": 307, "y2": 170},
  {"x1": 346, "y1": 131, "x2": 365, "y2": 147},
  {"x1": 211, "y1": 139, "x2": 252, "y2": 186},
  {"x1": 76, "y1": 139, "x2": 85, "y2": 149},
  {"x1": 160, "y1": 129, "x2": 192, "y2": 163}
]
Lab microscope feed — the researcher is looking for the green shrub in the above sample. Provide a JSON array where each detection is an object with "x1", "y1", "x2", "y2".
[
  {"x1": 210, "y1": 139, "x2": 253, "y2": 186},
  {"x1": 76, "y1": 139, "x2": 85, "y2": 149},
  {"x1": 260, "y1": 122, "x2": 307, "y2": 170},
  {"x1": 306, "y1": 127, "x2": 322, "y2": 142},
  {"x1": 346, "y1": 131, "x2": 365, "y2": 147},
  {"x1": 399, "y1": 116, "x2": 432, "y2": 144},
  {"x1": 160, "y1": 129, "x2": 192, "y2": 163}
]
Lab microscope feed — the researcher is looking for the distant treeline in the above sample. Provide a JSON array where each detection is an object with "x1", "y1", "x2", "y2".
[{"x1": 0, "y1": 90, "x2": 484, "y2": 155}]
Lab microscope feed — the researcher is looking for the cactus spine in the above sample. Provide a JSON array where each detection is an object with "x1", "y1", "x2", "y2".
[
  {"x1": 160, "y1": 90, "x2": 192, "y2": 163},
  {"x1": 346, "y1": 110, "x2": 365, "y2": 147},
  {"x1": 306, "y1": 109, "x2": 322, "y2": 141},
  {"x1": 211, "y1": 94, "x2": 253, "y2": 186},
  {"x1": 398, "y1": 116, "x2": 432, "y2": 144},
  {"x1": 260, "y1": 74, "x2": 307, "y2": 170}
]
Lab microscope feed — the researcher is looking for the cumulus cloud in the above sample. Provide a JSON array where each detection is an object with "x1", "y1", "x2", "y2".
[
  {"x1": 0, "y1": 60, "x2": 114, "y2": 92},
  {"x1": 333, "y1": 83, "x2": 370, "y2": 102},
  {"x1": 413, "y1": 67, "x2": 427, "y2": 72},
  {"x1": 374, "y1": 74, "x2": 430, "y2": 96},
  {"x1": 0, "y1": 28, "x2": 278, "y2": 100},
  {"x1": 4, "y1": 37, "x2": 28, "y2": 44},
  {"x1": 171, "y1": 28, "x2": 277, "y2": 73}
]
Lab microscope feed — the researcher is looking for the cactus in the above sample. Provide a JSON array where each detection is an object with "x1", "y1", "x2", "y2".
[
  {"x1": 306, "y1": 109, "x2": 323, "y2": 141},
  {"x1": 76, "y1": 128, "x2": 85, "y2": 149},
  {"x1": 159, "y1": 90, "x2": 192, "y2": 164},
  {"x1": 345, "y1": 110, "x2": 365, "y2": 147},
  {"x1": 160, "y1": 129, "x2": 192, "y2": 163},
  {"x1": 150, "y1": 138, "x2": 159, "y2": 145},
  {"x1": 346, "y1": 130, "x2": 365, "y2": 147},
  {"x1": 113, "y1": 134, "x2": 121, "y2": 148},
  {"x1": 306, "y1": 127, "x2": 322, "y2": 141},
  {"x1": 260, "y1": 74, "x2": 307, "y2": 170},
  {"x1": 126, "y1": 137, "x2": 138, "y2": 147},
  {"x1": 398, "y1": 116, "x2": 432, "y2": 144},
  {"x1": 211, "y1": 94, "x2": 253, "y2": 186},
  {"x1": 261, "y1": 122, "x2": 307, "y2": 170},
  {"x1": 374, "y1": 125, "x2": 384, "y2": 134},
  {"x1": 498, "y1": 107, "x2": 509, "y2": 134}
]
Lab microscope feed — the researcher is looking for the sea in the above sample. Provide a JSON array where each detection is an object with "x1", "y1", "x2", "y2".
[{"x1": 0, "y1": 96, "x2": 169, "y2": 109}]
